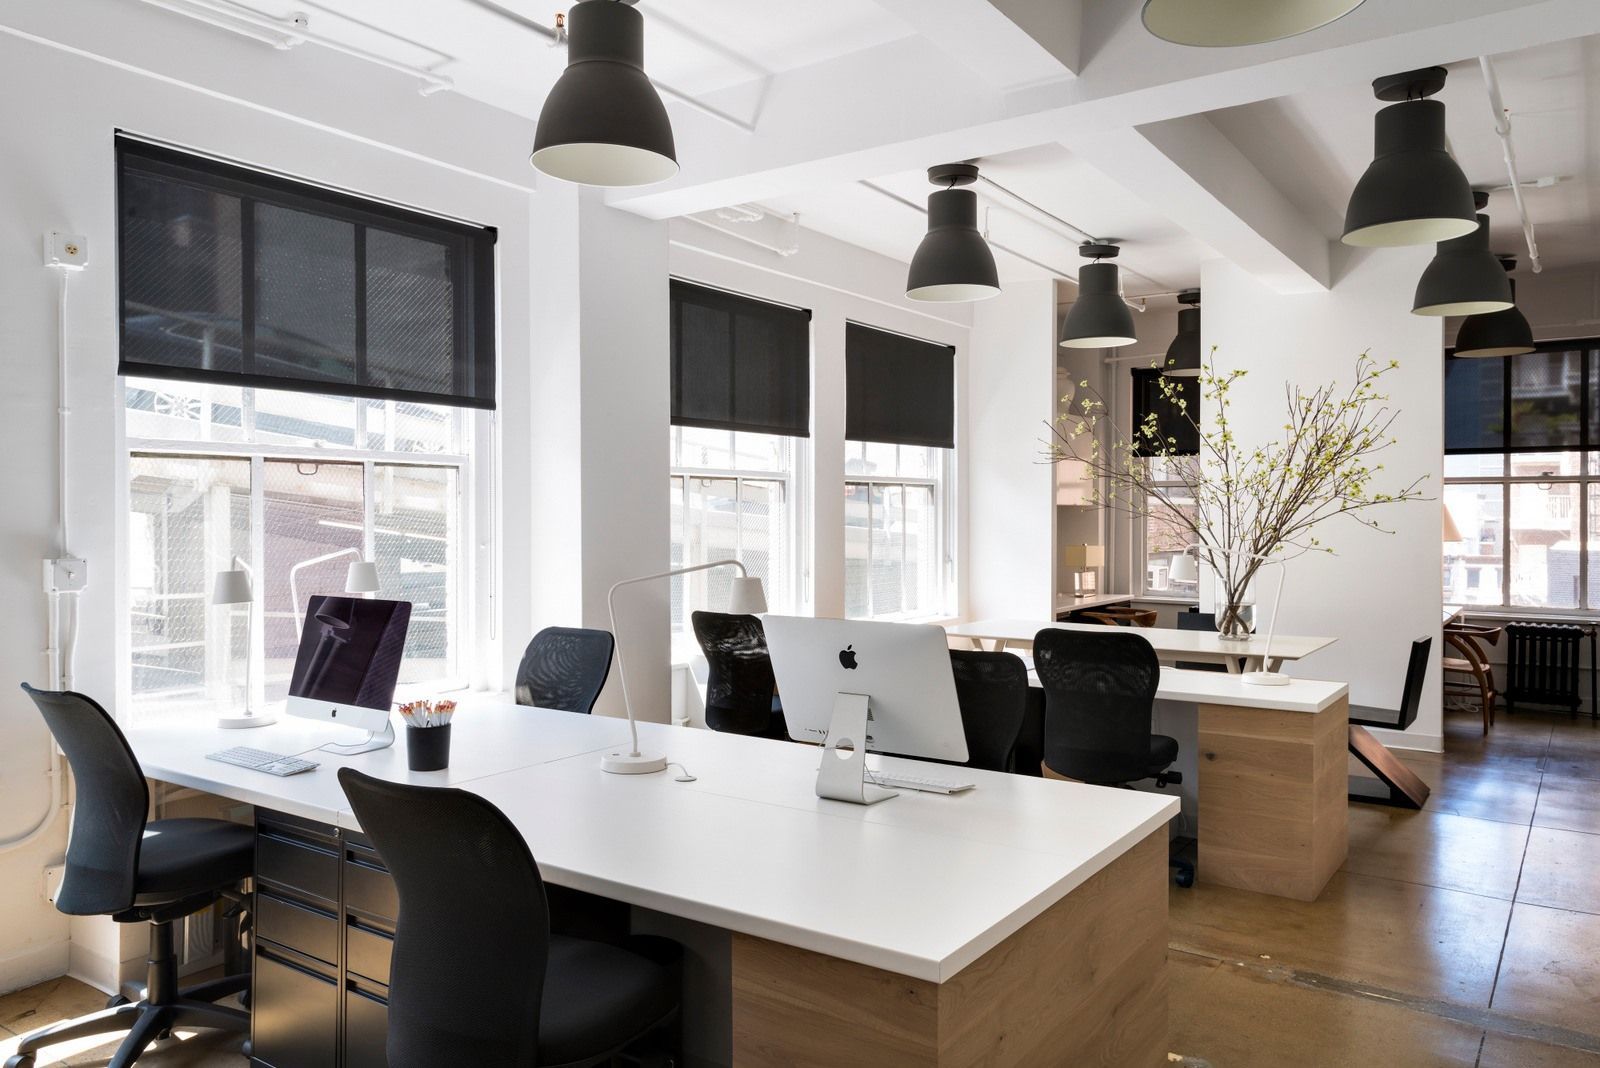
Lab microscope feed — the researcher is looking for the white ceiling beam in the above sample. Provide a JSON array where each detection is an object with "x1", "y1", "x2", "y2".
[
  {"x1": 1074, "y1": 117, "x2": 1331, "y2": 294},
  {"x1": 613, "y1": 0, "x2": 1600, "y2": 220},
  {"x1": 867, "y1": 0, "x2": 1082, "y2": 87}
]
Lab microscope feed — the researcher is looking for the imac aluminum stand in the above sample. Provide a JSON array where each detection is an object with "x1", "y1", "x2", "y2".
[
  {"x1": 816, "y1": 693, "x2": 896, "y2": 805},
  {"x1": 321, "y1": 716, "x2": 396, "y2": 757}
]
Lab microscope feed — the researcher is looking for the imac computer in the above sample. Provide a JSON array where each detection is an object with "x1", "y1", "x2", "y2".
[
  {"x1": 286, "y1": 595, "x2": 411, "y2": 755},
  {"x1": 763, "y1": 615, "x2": 968, "y2": 804}
]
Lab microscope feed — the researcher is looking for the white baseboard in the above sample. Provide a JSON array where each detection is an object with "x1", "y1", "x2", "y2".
[{"x1": 0, "y1": 940, "x2": 70, "y2": 998}]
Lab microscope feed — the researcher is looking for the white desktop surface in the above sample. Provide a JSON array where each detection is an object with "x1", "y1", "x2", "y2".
[
  {"x1": 948, "y1": 617, "x2": 1336, "y2": 666},
  {"x1": 125, "y1": 703, "x2": 1176, "y2": 984},
  {"x1": 1053, "y1": 592, "x2": 1132, "y2": 615}
]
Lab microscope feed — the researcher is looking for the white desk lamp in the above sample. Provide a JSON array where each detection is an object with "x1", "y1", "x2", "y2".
[
  {"x1": 604, "y1": 560, "x2": 766, "y2": 775},
  {"x1": 1167, "y1": 550, "x2": 1199, "y2": 588},
  {"x1": 345, "y1": 560, "x2": 381, "y2": 596},
  {"x1": 289, "y1": 547, "x2": 380, "y2": 636},
  {"x1": 212, "y1": 558, "x2": 276, "y2": 729}
]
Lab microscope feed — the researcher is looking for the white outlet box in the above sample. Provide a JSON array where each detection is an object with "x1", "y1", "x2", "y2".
[
  {"x1": 43, "y1": 864, "x2": 65, "y2": 904},
  {"x1": 45, "y1": 232, "x2": 88, "y2": 270},
  {"x1": 43, "y1": 558, "x2": 89, "y2": 593}
]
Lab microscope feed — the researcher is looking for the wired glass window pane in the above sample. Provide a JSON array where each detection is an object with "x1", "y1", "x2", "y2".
[
  {"x1": 1443, "y1": 483, "x2": 1504, "y2": 606},
  {"x1": 374, "y1": 464, "x2": 457, "y2": 685},
  {"x1": 1509, "y1": 481, "x2": 1581, "y2": 609},
  {"x1": 128, "y1": 455, "x2": 251, "y2": 723},
  {"x1": 845, "y1": 482, "x2": 939, "y2": 620},
  {"x1": 124, "y1": 379, "x2": 248, "y2": 445},
  {"x1": 254, "y1": 387, "x2": 358, "y2": 449},
  {"x1": 261, "y1": 460, "x2": 365, "y2": 701},
  {"x1": 670, "y1": 477, "x2": 739, "y2": 634},
  {"x1": 1143, "y1": 488, "x2": 1199, "y2": 596}
]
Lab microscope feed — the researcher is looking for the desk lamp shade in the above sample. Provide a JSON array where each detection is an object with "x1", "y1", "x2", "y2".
[
  {"x1": 1061, "y1": 544, "x2": 1106, "y2": 570},
  {"x1": 211, "y1": 569, "x2": 252, "y2": 606},
  {"x1": 906, "y1": 164, "x2": 1001, "y2": 303},
  {"x1": 1141, "y1": 0, "x2": 1368, "y2": 47},
  {"x1": 1454, "y1": 263, "x2": 1534, "y2": 357},
  {"x1": 1342, "y1": 69, "x2": 1477, "y2": 248},
  {"x1": 530, "y1": 0, "x2": 678, "y2": 187},
  {"x1": 728, "y1": 575, "x2": 768, "y2": 615},
  {"x1": 345, "y1": 560, "x2": 381, "y2": 594},
  {"x1": 1412, "y1": 210, "x2": 1513, "y2": 317},
  {"x1": 1168, "y1": 552, "x2": 1199, "y2": 585}
]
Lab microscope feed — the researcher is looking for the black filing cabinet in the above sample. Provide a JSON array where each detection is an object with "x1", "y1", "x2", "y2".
[{"x1": 252, "y1": 809, "x2": 396, "y2": 1068}]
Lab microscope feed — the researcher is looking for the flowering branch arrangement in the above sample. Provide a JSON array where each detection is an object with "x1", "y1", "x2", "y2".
[{"x1": 1045, "y1": 349, "x2": 1429, "y2": 637}]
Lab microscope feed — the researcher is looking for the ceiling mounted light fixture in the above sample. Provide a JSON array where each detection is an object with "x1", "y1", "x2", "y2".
[
  {"x1": 1141, "y1": 0, "x2": 1368, "y2": 47},
  {"x1": 1163, "y1": 289, "x2": 1202, "y2": 377},
  {"x1": 905, "y1": 163, "x2": 1001, "y2": 303},
  {"x1": 1342, "y1": 67, "x2": 1478, "y2": 248},
  {"x1": 530, "y1": 0, "x2": 678, "y2": 187},
  {"x1": 1060, "y1": 243, "x2": 1137, "y2": 349},
  {"x1": 1454, "y1": 258, "x2": 1535, "y2": 357},
  {"x1": 1413, "y1": 193, "x2": 1514, "y2": 317}
]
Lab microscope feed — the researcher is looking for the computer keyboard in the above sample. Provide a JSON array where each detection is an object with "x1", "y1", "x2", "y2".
[
  {"x1": 869, "y1": 771, "x2": 976, "y2": 794},
  {"x1": 207, "y1": 746, "x2": 319, "y2": 777}
]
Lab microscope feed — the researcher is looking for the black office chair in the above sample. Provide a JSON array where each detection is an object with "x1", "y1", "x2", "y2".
[
  {"x1": 6, "y1": 685, "x2": 252, "y2": 1068},
  {"x1": 337, "y1": 769, "x2": 680, "y2": 1068},
  {"x1": 948, "y1": 649, "x2": 1029, "y2": 773},
  {"x1": 1351, "y1": 636, "x2": 1432, "y2": 731},
  {"x1": 1034, "y1": 629, "x2": 1181, "y2": 788},
  {"x1": 691, "y1": 611, "x2": 787, "y2": 739},
  {"x1": 515, "y1": 627, "x2": 615, "y2": 714},
  {"x1": 1176, "y1": 610, "x2": 1231, "y2": 672}
]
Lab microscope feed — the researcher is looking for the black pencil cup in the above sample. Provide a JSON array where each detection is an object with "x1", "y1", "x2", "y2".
[{"x1": 406, "y1": 723, "x2": 451, "y2": 772}]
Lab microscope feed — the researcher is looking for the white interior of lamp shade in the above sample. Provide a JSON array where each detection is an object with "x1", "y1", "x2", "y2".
[
  {"x1": 906, "y1": 282, "x2": 1003, "y2": 303},
  {"x1": 530, "y1": 142, "x2": 679, "y2": 188},
  {"x1": 1414, "y1": 299, "x2": 1516, "y2": 318},
  {"x1": 1142, "y1": 0, "x2": 1367, "y2": 46},
  {"x1": 1342, "y1": 216, "x2": 1479, "y2": 248},
  {"x1": 1060, "y1": 335, "x2": 1138, "y2": 349}
]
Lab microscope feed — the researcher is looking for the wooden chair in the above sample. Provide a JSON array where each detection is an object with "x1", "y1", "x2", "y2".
[
  {"x1": 1081, "y1": 607, "x2": 1158, "y2": 628},
  {"x1": 1443, "y1": 622, "x2": 1501, "y2": 734}
]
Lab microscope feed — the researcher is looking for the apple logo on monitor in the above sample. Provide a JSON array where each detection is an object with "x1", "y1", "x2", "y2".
[{"x1": 839, "y1": 645, "x2": 858, "y2": 670}]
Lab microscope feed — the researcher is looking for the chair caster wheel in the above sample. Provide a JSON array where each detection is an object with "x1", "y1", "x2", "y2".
[
  {"x1": 6, "y1": 1053, "x2": 37, "y2": 1068},
  {"x1": 1174, "y1": 868, "x2": 1195, "y2": 888}
]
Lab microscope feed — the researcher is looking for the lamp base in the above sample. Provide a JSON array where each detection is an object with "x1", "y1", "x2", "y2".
[
  {"x1": 1242, "y1": 671, "x2": 1292, "y2": 687},
  {"x1": 217, "y1": 711, "x2": 277, "y2": 729},
  {"x1": 601, "y1": 751, "x2": 669, "y2": 775}
]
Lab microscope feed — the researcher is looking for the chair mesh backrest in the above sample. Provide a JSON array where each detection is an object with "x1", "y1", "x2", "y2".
[
  {"x1": 691, "y1": 612, "x2": 776, "y2": 736},
  {"x1": 1395, "y1": 636, "x2": 1432, "y2": 730},
  {"x1": 948, "y1": 650, "x2": 1029, "y2": 773},
  {"x1": 1175, "y1": 611, "x2": 1226, "y2": 672},
  {"x1": 1034, "y1": 629, "x2": 1159, "y2": 784},
  {"x1": 515, "y1": 627, "x2": 615, "y2": 714},
  {"x1": 21, "y1": 684, "x2": 148, "y2": 915},
  {"x1": 339, "y1": 769, "x2": 548, "y2": 1068}
]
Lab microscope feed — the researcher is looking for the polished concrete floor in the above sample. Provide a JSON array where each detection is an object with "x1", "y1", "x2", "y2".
[{"x1": 4, "y1": 706, "x2": 1599, "y2": 1066}]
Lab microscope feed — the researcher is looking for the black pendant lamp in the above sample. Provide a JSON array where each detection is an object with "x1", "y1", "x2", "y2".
[
  {"x1": 1342, "y1": 68, "x2": 1477, "y2": 248},
  {"x1": 906, "y1": 164, "x2": 1001, "y2": 303},
  {"x1": 531, "y1": 0, "x2": 678, "y2": 187},
  {"x1": 1142, "y1": 0, "x2": 1368, "y2": 47},
  {"x1": 1163, "y1": 290, "x2": 1202, "y2": 377},
  {"x1": 1454, "y1": 259, "x2": 1534, "y2": 357},
  {"x1": 1060, "y1": 243, "x2": 1137, "y2": 349},
  {"x1": 1413, "y1": 193, "x2": 1514, "y2": 317}
]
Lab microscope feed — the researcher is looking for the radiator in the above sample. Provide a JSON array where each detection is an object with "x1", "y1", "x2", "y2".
[{"x1": 1504, "y1": 622, "x2": 1586, "y2": 713}]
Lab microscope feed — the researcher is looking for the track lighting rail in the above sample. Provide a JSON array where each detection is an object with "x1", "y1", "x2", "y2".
[{"x1": 1479, "y1": 56, "x2": 1542, "y2": 274}]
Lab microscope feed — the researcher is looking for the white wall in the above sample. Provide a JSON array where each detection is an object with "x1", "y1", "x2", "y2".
[
  {"x1": 666, "y1": 216, "x2": 972, "y2": 623},
  {"x1": 0, "y1": 30, "x2": 547, "y2": 993},
  {"x1": 1201, "y1": 251, "x2": 1445, "y2": 750}
]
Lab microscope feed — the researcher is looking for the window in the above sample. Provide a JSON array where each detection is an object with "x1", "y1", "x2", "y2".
[
  {"x1": 1140, "y1": 457, "x2": 1200, "y2": 598},
  {"x1": 126, "y1": 377, "x2": 472, "y2": 724},
  {"x1": 668, "y1": 426, "x2": 803, "y2": 634},
  {"x1": 844, "y1": 442, "x2": 949, "y2": 620},
  {"x1": 1443, "y1": 341, "x2": 1600, "y2": 610}
]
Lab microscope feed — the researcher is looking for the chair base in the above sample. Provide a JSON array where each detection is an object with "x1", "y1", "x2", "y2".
[
  {"x1": 1347, "y1": 725, "x2": 1430, "y2": 810},
  {"x1": 5, "y1": 918, "x2": 249, "y2": 1068}
]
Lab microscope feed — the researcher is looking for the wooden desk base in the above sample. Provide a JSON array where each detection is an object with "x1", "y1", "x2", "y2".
[
  {"x1": 1198, "y1": 697, "x2": 1349, "y2": 901},
  {"x1": 731, "y1": 830, "x2": 1169, "y2": 1067}
]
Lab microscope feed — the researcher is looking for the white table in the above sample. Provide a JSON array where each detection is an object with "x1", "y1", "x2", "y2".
[
  {"x1": 127, "y1": 703, "x2": 1178, "y2": 1066},
  {"x1": 947, "y1": 617, "x2": 1337, "y2": 674},
  {"x1": 1054, "y1": 591, "x2": 1132, "y2": 616}
]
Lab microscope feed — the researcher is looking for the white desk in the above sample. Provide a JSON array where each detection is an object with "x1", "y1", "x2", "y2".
[
  {"x1": 1054, "y1": 591, "x2": 1132, "y2": 616},
  {"x1": 126, "y1": 704, "x2": 1178, "y2": 1066},
  {"x1": 948, "y1": 617, "x2": 1337, "y2": 674}
]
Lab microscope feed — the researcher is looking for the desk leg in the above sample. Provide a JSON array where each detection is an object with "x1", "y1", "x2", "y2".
[
  {"x1": 1197, "y1": 697, "x2": 1348, "y2": 901},
  {"x1": 1226, "y1": 657, "x2": 1244, "y2": 674},
  {"x1": 731, "y1": 830, "x2": 1169, "y2": 1067}
]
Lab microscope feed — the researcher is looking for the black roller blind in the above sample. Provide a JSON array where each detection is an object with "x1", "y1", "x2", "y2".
[
  {"x1": 1131, "y1": 368, "x2": 1199, "y2": 457},
  {"x1": 670, "y1": 280, "x2": 811, "y2": 437},
  {"x1": 117, "y1": 135, "x2": 497, "y2": 409},
  {"x1": 845, "y1": 322, "x2": 955, "y2": 449},
  {"x1": 1445, "y1": 342, "x2": 1599, "y2": 454}
]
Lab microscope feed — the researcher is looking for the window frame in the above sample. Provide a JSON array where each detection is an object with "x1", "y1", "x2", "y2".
[
  {"x1": 1444, "y1": 457, "x2": 1594, "y2": 614},
  {"x1": 122, "y1": 381, "x2": 483, "y2": 721},
  {"x1": 844, "y1": 441, "x2": 954, "y2": 622},
  {"x1": 1135, "y1": 458, "x2": 1199, "y2": 602}
]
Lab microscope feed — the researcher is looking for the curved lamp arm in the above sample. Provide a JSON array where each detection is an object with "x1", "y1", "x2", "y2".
[
  {"x1": 289, "y1": 547, "x2": 362, "y2": 637},
  {"x1": 606, "y1": 559, "x2": 748, "y2": 761}
]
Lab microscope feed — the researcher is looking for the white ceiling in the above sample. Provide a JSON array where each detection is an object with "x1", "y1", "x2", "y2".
[
  {"x1": 1211, "y1": 36, "x2": 1600, "y2": 272},
  {"x1": 757, "y1": 143, "x2": 1220, "y2": 297}
]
